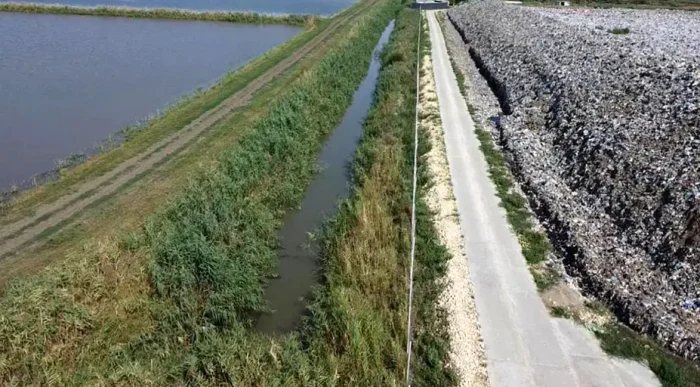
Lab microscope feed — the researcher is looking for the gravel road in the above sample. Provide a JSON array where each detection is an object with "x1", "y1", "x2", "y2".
[{"x1": 420, "y1": 49, "x2": 488, "y2": 387}]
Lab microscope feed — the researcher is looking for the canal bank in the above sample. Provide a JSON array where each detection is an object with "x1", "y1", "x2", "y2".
[{"x1": 256, "y1": 19, "x2": 396, "y2": 334}]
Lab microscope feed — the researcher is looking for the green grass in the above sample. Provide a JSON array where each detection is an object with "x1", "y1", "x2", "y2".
[
  {"x1": 305, "y1": 9, "x2": 455, "y2": 384},
  {"x1": 531, "y1": 265, "x2": 560, "y2": 292},
  {"x1": 584, "y1": 299, "x2": 609, "y2": 315},
  {"x1": 609, "y1": 27, "x2": 631, "y2": 34},
  {"x1": 550, "y1": 306, "x2": 573, "y2": 319},
  {"x1": 0, "y1": 2, "x2": 316, "y2": 26},
  {"x1": 140, "y1": 0, "x2": 396, "y2": 338},
  {"x1": 595, "y1": 324, "x2": 700, "y2": 387}
]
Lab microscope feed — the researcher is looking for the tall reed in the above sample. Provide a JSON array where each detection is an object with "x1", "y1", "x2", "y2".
[
  {"x1": 0, "y1": 3, "x2": 456, "y2": 386},
  {"x1": 0, "y1": 2, "x2": 314, "y2": 26}
]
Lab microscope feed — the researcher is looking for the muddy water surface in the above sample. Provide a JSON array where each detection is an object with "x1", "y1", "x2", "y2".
[
  {"x1": 0, "y1": 13, "x2": 300, "y2": 190},
  {"x1": 256, "y1": 20, "x2": 395, "y2": 334}
]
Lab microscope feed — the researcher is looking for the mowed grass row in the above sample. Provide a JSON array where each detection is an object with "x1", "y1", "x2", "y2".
[
  {"x1": 0, "y1": 2, "x2": 315, "y2": 26},
  {"x1": 0, "y1": 0, "x2": 413, "y2": 385}
]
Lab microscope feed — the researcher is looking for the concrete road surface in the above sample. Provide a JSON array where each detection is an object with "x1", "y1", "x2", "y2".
[{"x1": 426, "y1": 11, "x2": 659, "y2": 387}]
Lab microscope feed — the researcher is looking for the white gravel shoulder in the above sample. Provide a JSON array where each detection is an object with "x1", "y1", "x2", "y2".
[{"x1": 419, "y1": 49, "x2": 488, "y2": 387}]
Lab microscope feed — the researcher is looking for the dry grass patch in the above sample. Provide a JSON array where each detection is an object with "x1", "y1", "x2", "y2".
[{"x1": 0, "y1": 240, "x2": 152, "y2": 385}]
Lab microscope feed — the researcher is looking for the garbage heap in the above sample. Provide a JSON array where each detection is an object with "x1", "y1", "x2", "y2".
[{"x1": 448, "y1": 1, "x2": 700, "y2": 361}]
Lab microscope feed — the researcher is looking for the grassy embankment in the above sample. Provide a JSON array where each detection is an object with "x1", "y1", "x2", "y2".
[
  {"x1": 0, "y1": 2, "x2": 315, "y2": 25},
  {"x1": 438, "y1": 12, "x2": 700, "y2": 387},
  {"x1": 0, "y1": 2, "x2": 455, "y2": 385},
  {"x1": 0, "y1": 0, "x2": 374, "y2": 289},
  {"x1": 0, "y1": 9, "x2": 326, "y2": 224}
]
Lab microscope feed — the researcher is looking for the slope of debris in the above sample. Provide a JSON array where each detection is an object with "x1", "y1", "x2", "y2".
[{"x1": 448, "y1": 2, "x2": 700, "y2": 361}]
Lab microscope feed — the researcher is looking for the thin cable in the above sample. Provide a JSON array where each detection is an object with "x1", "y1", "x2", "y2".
[{"x1": 405, "y1": 9, "x2": 423, "y2": 387}]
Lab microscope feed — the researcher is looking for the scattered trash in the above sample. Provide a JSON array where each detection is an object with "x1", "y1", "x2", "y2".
[{"x1": 449, "y1": 1, "x2": 700, "y2": 362}]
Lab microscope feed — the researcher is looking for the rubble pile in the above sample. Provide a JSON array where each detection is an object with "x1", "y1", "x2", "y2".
[{"x1": 448, "y1": 2, "x2": 700, "y2": 360}]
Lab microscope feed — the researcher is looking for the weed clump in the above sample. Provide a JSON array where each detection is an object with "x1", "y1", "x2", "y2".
[
  {"x1": 595, "y1": 324, "x2": 700, "y2": 387},
  {"x1": 0, "y1": 1, "x2": 402, "y2": 384},
  {"x1": 551, "y1": 306, "x2": 573, "y2": 319},
  {"x1": 609, "y1": 27, "x2": 631, "y2": 34}
]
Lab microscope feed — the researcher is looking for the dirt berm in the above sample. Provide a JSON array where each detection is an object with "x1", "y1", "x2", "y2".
[{"x1": 448, "y1": 1, "x2": 700, "y2": 361}]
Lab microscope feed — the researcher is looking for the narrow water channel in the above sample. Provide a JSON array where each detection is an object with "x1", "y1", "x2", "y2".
[{"x1": 256, "y1": 20, "x2": 395, "y2": 334}]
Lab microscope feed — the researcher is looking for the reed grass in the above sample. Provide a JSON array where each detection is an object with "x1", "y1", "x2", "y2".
[
  {"x1": 0, "y1": 1, "x2": 444, "y2": 385},
  {"x1": 140, "y1": 0, "x2": 397, "y2": 339},
  {"x1": 0, "y1": 2, "x2": 315, "y2": 26},
  {"x1": 296, "y1": 8, "x2": 455, "y2": 385},
  {"x1": 0, "y1": 14, "x2": 323, "y2": 223}
]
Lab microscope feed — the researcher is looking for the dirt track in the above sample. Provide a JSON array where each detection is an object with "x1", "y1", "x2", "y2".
[{"x1": 0, "y1": 0, "x2": 375, "y2": 258}]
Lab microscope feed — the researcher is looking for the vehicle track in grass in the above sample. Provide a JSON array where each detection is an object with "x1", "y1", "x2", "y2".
[{"x1": 0, "y1": 0, "x2": 377, "y2": 258}]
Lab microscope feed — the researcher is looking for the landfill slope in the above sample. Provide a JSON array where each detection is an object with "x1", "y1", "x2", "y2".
[{"x1": 448, "y1": 2, "x2": 700, "y2": 361}]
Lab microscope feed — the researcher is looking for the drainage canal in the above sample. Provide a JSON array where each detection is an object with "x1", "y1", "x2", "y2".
[{"x1": 256, "y1": 20, "x2": 396, "y2": 334}]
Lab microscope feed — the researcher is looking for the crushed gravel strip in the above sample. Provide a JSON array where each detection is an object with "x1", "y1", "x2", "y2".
[{"x1": 419, "y1": 50, "x2": 488, "y2": 387}]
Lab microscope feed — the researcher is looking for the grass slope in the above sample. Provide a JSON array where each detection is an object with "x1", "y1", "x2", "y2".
[
  {"x1": 0, "y1": 2, "x2": 314, "y2": 26},
  {"x1": 436, "y1": 12, "x2": 556, "y2": 291},
  {"x1": 0, "y1": 1, "x2": 450, "y2": 385}
]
